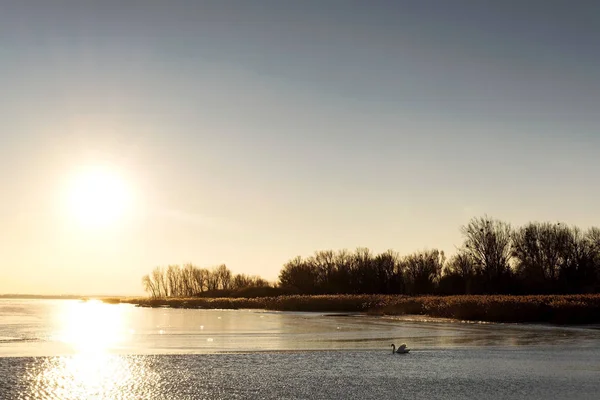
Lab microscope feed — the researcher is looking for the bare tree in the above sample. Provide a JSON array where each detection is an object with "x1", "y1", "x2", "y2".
[
  {"x1": 279, "y1": 256, "x2": 318, "y2": 293},
  {"x1": 232, "y1": 274, "x2": 253, "y2": 289},
  {"x1": 213, "y1": 264, "x2": 232, "y2": 290},
  {"x1": 251, "y1": 276, "x2": 270, "y2": 287},
  {"x1": 141, "y1": 218, "x2": 599, "y2": 297},
  {"x1": 142, "y1": 274, "x2": 158, "y2": 298},
  {"x1": 313, "y1": 250, "x2": 336, "y2": 293},
  {"x1": 206, "y1": 267, "x2": 220, "y2": 291},
  {"x1": 332, "y1": 249, "x2": 353, "y2": 293},
  {"x1": 373, "y1": 250, "x2": 399, "y2": 293},
  {"x1": 166, "y1": 265, "x2": 182, "y2": 296},
  {"x1": 181, "y1": 263, "x2": 196, "y2": 296},
  {"x1": 193, "y1": 268, "x2": 209, "y2": 293},
  {"x1": 143, "y1": 263, "x2": 274, "y2": 297},
  {"x1": 440, "y1": 251, "x2": 477, "y2": 294},
  {"x1": 151, "y1": 267, "x2": 167, "y2": 297},
  {"x1": 402, "y1": 249, "x2": 444, "y2": 294},
  {"x1": 444, "y1": 251, "x2": 476, "y2": 278},
  {"x1": 461, "y1": 215, "x2": 512, "y2": 292},
  {"x1": 586, "y1": 227, "x2": 600, "y2": 290},
  {"x1": 558, "y1": 226, "x2": 600, "y2": 293},
  {"x1": 512, "y1": 222, "x2": 572, "y2": 291},
  {"x1": 353, "y1": 247, "x2": 377, "y2": 293},
  {"x1": 232, "y1": 274, "x2": 270, "y2": 289}
]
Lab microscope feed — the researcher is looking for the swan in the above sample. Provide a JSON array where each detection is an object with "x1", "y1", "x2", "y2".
[{"x1": 391, "y1": 343, "x2": 410, "y2": 354}]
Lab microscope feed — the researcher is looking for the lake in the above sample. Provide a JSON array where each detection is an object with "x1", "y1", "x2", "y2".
[{"x1": 1, "y1": 299, "x2": 599, "y2": 399}]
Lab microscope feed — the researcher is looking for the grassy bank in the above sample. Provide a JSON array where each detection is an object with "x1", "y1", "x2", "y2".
[{"x1": 104, "y1": 294, "x2": 600, "y2": 325}]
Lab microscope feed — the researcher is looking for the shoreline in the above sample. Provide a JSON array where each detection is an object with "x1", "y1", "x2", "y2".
[{"x1": 100, "y1": 294, "x2": 600, "y2": 325}]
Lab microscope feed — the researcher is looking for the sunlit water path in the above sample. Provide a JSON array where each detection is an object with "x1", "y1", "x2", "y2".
[{"x1": 1, "y1": 299, "x2": 599, "y2": 399}]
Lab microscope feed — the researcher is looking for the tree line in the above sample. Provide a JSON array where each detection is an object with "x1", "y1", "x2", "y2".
[
  {"x1": 279, "y1": 217, "x2": 600, "y2": 295},
  {"x1": 142, "y1": 216, "x2": 600, "y2": 297},
  {"x1": 142, "y1": 264, "x2": 270, "y2": 298}
]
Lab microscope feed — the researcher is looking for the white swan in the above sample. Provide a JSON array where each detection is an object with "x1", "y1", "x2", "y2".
[{"x1": 391, "y1": 343, "x2": 410, "y2": 354}]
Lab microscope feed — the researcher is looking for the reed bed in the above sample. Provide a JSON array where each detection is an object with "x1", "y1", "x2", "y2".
[
  {"x1": 371, "y1": 294, "x2": 600, "y2": 324},
  {"x1": 105, "y1": 294, "x2": 600, "y2": 325}
]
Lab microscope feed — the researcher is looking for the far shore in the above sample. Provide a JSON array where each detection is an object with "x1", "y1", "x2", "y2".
[{"x1": 99, "y1": 294, "x2": 600, "y2": 325}]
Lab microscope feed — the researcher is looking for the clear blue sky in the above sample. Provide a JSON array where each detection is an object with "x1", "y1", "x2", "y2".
[{"x1": 1, "y1": 0, "x2": 599, "y2": 295}]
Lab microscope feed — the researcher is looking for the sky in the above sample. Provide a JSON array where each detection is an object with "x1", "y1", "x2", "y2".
[{"x1": 1, "y1": 0, "x2": 599, "y2": 295}]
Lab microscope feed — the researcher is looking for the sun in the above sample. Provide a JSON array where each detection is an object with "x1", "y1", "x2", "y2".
[{"x1": 66, "y1": 166, "x2": 133, "y2": 228}]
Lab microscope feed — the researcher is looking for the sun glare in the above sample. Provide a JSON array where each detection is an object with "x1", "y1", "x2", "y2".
[
  {"x1": 66, "y1": 166, "x2": 133, "y2": 228},
  {"x1": 55, "y1": 300, "x2": 127, "y2": 354}
]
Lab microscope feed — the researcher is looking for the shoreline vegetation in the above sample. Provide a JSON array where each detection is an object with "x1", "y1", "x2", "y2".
[
  {"x1": 102, "y1": 294, "x2": 600, "y2": 325},
  {"x1": 141, "y1": 217, "x2": 600, "y2": 300},
  {"x1": 130, "y1": 216, "x2": 600, "y2": 325}
]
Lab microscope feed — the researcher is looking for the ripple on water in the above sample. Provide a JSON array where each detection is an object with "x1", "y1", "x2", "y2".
[{"x1": 1, "y1": 349, "x2": 600, "y2": 400}]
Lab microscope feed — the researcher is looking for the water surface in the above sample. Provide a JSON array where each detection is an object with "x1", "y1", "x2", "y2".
[{"x1": 1, "y1": 299, "x2": 599, "y2": 399}]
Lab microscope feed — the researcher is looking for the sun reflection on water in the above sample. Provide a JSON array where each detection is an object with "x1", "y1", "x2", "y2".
[
  {"x1": 23, "y1": 353, "x2": 160, "y2": 400},
  {"x1": 54, "y1": 300, "x2": 127, "y2": 354},
  {"x1": 22, "y1": 301, "x2": 152, "y2": 399}
]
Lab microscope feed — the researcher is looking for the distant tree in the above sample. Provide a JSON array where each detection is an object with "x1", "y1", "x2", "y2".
[
  {"x1": 142, "y1": 274, "x2": 158, "y2": 298},
  {"x1": 277, "y1": 248, "x2": 405, "y2": 295},
  {"x1": 251, "y1": 276, "x2": 270, "y2": 287},
  {"x1": 165, "y1": 265, "x2": 181, "y2": 296},
  {"x1": 232, "y1": 274, "x2": 271, "y2": 290},
  {"x1": 192, "y1": 267, "x2": 210, "y2": 293},
  {"x1": 512, "y1": 222, "x2": 571, "y2": 292},
  {"x1": 331, "y1": 249, "x2": 353, "y2": 294},
  {"x1": 232, "y1": 273, "x2": 253, "y2": 290},
  {"x1": 142, "y1": 264, "x2": 270, "y2": 297},
  {"x1": 180, "y1": 263, "x2": 195, "y2": 296},
  {"x1": 214, "y1": 264, "x2": 232, "y2": 290},
  {"x1": 440, "y1": 251, "x2": 477, "y2": 294},
  {"x1": 142, "y1": 218, "x2": 600, "y2": 298},
  {"x1": 461, "y1": 216, "x2": 513, "y2": 293},
  {"x1": 152, "y1": 267, "x2": 167, "y2": 297},
  {"x1": 279, "y1": 256, "x2": 319, "y2": 294},
  {"x1": 312, "y1": 250, "x2": 336, "y2": 293},
  {"x1": 206, "y1": 267, "x2": 220, "y2": 291},
  {"x1": 586, "y1": 227, "x2": 600, "y2": 291},
  {"x1": 402, "y1": 249, "x2": 444, "y2": 295},
  {"x1": 140, "y1": 267, "x2": 168, "y2": 297},
  {"x1": 353, "y1": 247, "x2": 380, "y2": 294},
  {"x1": 373, "y1": 250, "x2": 400, "y2": 294},
  {"x1": 445, "y1": 251, "x2": 476, "y2": 279},
  {"x1": 557, "y1": 226, "x2": 599, "y2": 293}
]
